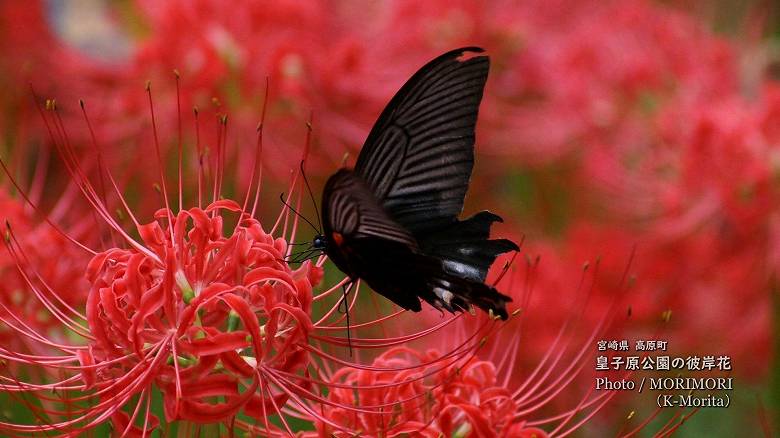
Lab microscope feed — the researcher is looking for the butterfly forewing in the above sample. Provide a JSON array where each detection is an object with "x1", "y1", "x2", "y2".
[
  {"x1": 354, "y1": 47, "x2": 490, "y2": 235},
  {"x1": 323, "y1": 169, "x2": 417, "y2": 247}
]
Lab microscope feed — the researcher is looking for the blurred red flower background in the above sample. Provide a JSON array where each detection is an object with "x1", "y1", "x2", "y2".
[{"x1": 0, "y1": 0, "x2": 778, "y2": 436}]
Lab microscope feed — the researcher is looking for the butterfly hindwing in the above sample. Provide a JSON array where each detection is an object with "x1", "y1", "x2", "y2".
[
  {"x1": 354, "y1": 47, "x2": 490, "y2": 235},
  {"x1": 419, "y1": 211, "x2": 519, "y2": 283}
]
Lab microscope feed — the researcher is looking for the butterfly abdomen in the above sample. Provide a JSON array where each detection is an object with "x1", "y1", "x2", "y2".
[{"x1": 419, "y1": 269, "x2": 512, "y2": 320}]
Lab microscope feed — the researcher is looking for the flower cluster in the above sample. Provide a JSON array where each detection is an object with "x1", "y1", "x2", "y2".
[
  {"x1": 0, "y1": 185, "x2": 90, "y2": 355},
  {"x1": 319, "y1": 347, "x2": 548, "y2": 437},
  {"x1": 1, "y1": 182, "x2": 324, "y2": 434},
  {"x1": 82, "y1": 200, "x2": 318, "y2": 428}
]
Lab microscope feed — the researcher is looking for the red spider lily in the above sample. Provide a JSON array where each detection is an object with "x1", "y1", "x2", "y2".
[
  {"x1": 1, "y1": 203, "x2": 323, "y2": 435},
  {"x1": 0, "y1": 150, "x2": 93, "y2": 357},
  {"x1": 315, "y1": 347, "x2": 549, "y2": 438},
  {"x1": 84, "y1": 199, "x2": 322, "y2": 422},
  {"x1": 0, "y1": 81, "x2": 332, "y2": 434}
]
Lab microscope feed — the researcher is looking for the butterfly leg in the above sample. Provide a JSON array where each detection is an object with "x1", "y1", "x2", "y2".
[{"x1": 338, "y1": 280, "x2": 356, "y2": 356}]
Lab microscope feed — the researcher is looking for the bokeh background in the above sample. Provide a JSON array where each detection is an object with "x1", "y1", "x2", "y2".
[{"x1": 0, "y1": 0, "x2": 778, "y2": 436}]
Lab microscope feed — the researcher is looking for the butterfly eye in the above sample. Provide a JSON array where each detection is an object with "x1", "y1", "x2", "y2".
[{"x1": 313, "y1": 235, "x2": 326, "y2": 249}]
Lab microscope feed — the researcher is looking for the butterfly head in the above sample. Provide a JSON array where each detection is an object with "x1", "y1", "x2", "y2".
[{"x1": 312, "y1": 234, "x2": 327, "y2": 250}]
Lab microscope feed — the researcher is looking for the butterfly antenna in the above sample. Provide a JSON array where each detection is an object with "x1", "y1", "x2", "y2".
[
  {"x1": 279, "y1": 192, "x2": 321, "y2": 234},
  {"x1": 300, "y1": 160, "x2": 323, "y2": 233},
  {"x1": 339, "y1": 282, "x2": 354, "y2": 356}
]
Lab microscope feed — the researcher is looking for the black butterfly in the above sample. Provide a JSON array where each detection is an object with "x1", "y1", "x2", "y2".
[{"x1": 312, "y1": 47, "x2": 518, "y2": 320}]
